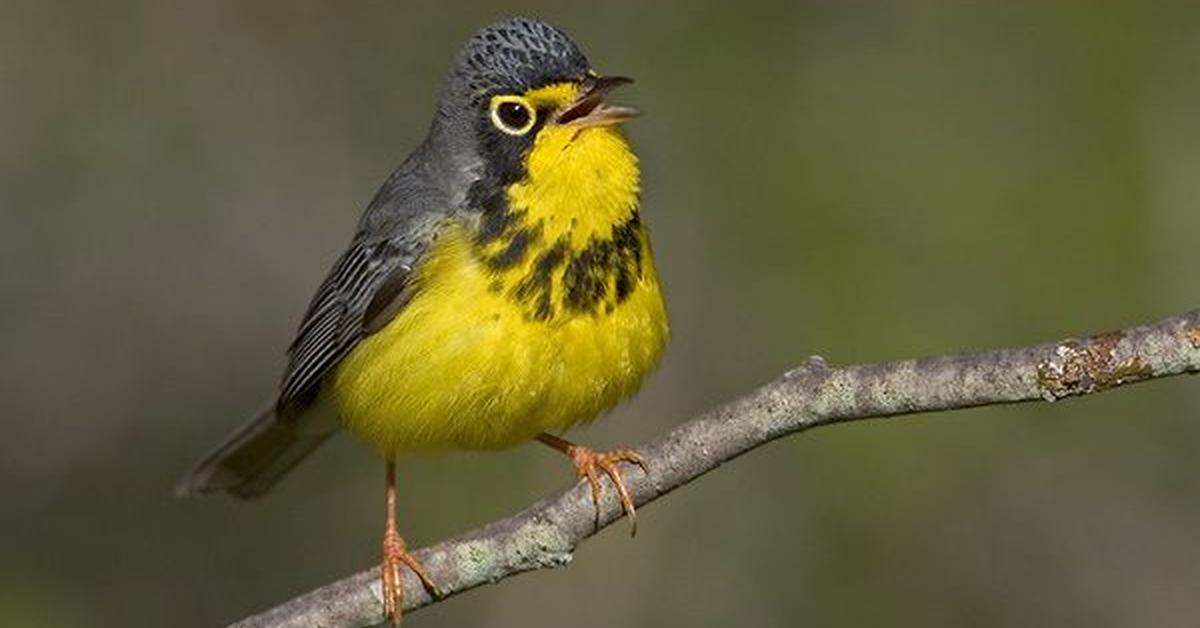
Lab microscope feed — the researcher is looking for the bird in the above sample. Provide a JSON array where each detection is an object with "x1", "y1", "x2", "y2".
[{"x1": 176, "y1": 17, "x2": 668, "y2": 624}]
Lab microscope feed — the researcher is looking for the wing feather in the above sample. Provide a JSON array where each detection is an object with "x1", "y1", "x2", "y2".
[
  {"x1": 276, "y1": 236, "x2": 423, "y2": 414},
  {"x1": 178, "y1": 146, "x2": 459, "y2": 497}
]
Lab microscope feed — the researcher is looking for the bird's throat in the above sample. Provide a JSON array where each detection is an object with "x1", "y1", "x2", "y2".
[{"x1": 513, "y1": 123, "x2": 640, "y2": 247}]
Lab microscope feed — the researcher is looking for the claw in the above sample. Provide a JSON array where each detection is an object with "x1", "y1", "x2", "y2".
[
  {"x1": 380, "y1": 461, "x2": 438, "y2": 626},
  {"x1": 381, "y1": 529, "x2": 403, "y2": 625},
  {"x1": 538, "y1": 434, "x2": 648, "y2": 536},
  {"x1": 381, "y1": 522, "x2": 439, "y2": 625}
]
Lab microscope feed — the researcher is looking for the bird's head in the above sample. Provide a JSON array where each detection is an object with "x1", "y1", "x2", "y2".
[{"x1": 432, "y1": 18, "x2": 639, "y2": 191}]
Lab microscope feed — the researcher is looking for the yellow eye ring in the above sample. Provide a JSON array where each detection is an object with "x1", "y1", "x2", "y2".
[{"x1": 489, "y1": 96, "x2": 536, "y2": 135}]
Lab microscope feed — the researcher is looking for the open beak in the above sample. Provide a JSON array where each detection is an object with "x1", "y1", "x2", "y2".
[{"x1": 557, "y1": 75, "x2": 641, "y2": 127}]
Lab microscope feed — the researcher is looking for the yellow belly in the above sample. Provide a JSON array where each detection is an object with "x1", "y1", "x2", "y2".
[{"x1": 329, "y1": 224, "x2": 669, "y2": 455}]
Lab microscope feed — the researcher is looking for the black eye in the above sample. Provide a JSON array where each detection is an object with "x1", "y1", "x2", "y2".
[
  {"x1": 498, "y1": 102, "x2": 530, "y2": 128},
  {"x1": 490, "y1": 98, "x2": 536, "y2": 135}
]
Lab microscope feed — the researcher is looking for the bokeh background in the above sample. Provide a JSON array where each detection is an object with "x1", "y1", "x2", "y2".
[{"x1": 3, "y1": 2, "x2": 1200, "y2": 627}]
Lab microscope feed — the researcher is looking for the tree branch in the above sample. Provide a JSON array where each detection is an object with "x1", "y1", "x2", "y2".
[{"x1": 230, "y1": 310, "x2": 1200, "y2": 628}]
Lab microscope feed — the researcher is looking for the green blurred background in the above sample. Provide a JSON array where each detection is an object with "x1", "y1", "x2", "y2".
[{"x1": 3, "y1": 2, "x2": 1199, "y2": 627}]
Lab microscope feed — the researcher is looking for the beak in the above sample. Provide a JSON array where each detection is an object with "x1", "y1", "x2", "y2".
[{"x1": 557, "y1": 75, "x2": 641, "y2": 127}]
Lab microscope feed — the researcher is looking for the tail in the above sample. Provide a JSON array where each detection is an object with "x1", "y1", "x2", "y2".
[{"x1": 175, "y1": 402, "x2": 339, "y2": 499}]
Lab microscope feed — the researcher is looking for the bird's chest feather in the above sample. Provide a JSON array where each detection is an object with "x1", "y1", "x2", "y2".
[{"x1": 332, "y1": 127, "x2": 668, "y2": 454}]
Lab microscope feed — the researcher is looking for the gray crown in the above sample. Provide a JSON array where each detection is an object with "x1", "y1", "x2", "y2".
[{"x1": 449, "y1": 18, "x2": 591, "y2": 102}]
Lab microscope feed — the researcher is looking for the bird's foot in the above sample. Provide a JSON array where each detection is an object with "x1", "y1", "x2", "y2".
[
  {"x1": 381, "y1": 528, "x2": 439, "y2": 625},
  {"x1": 557, "y1": 442, "x2": 647, "y2": 536}
]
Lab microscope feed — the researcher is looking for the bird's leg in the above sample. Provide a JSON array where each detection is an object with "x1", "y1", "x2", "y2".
[
  {"x1": 535, "y1": 433, "x2": 647, "y2": 536},
  {"x1": 380, "y1": 460, "x2": 439, "y2": 626}
]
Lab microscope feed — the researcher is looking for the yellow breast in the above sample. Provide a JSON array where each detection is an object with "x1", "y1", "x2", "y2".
[{"x1": 330, "y1": 123, "x2": 668, "y2": 455}]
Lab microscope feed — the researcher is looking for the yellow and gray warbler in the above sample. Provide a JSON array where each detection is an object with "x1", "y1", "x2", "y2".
[{"x1": 178, "y1": 17, "x2": 668, "y2": 624}]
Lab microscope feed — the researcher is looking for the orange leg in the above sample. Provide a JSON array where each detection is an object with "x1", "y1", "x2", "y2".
[
  {"x1": 381, "y1": 461, "x2": 439, "y2": 626},
  {"x1": 536, "y1": 433, "x2": 648, "y2": 536}
]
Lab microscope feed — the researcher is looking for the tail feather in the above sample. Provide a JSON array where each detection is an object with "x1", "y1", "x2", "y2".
[{"x1": 176, "y1": 403, "x2": 339, "y2": 499}]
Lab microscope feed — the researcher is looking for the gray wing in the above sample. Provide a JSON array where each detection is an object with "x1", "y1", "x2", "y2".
[
  {"x1": 276, "y1": 233, "x2": 428, "y2": 414},
  {"x1": 178, "y1": 226, "x2": 441, "y2": 498},
  {"x1": 277, "y1": 147, "x2": 466, "y2": 413},
  {"x1": 177, "y1": 142, "x2": 464, "y2": 498},
  {"x1": 176, "y1": 234, "x2": 428, "y2": 498}
]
